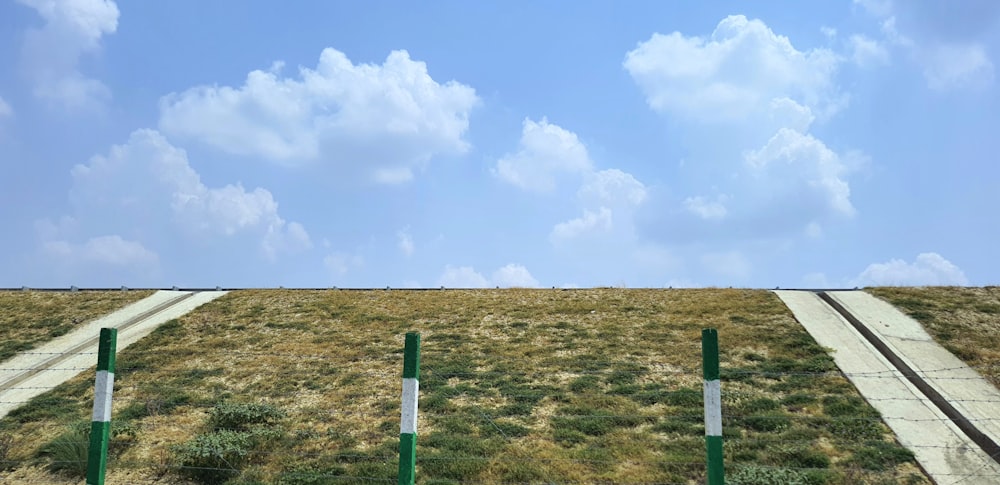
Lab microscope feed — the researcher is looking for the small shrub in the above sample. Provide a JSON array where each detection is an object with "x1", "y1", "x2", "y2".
[
  {"x1": 41, "y1": 422, "x2": 89, "y2": 477},
  {"x1": 174, "y1": 402, "x2": 287, "y2": 484},
  {"x1": 568, "y1": 375, "x2": 600, "y2": 393},
  {"x1": 210, "y1": 402, "x2": 285, "y2": 431},
  {"x1": 848, "y1": 441, "x2": 915, "y2": 471},
  {"x1": 737, "y1": 398, "x2": 780, "y2": 414},
  {"x1": 780, "y1": 393, "x2": 817, "y2": 406},
  {"x1": 776, "y1": 444, "x2": 830, "y2": 469},
  {"x1": 730, "y1": 464, "x2": 811, "y2": 485},
  {"x1": 739, "y1": 413, "x2": 791, "y2": 432},
  {"x1": 174, "y1": 430, "x2": 253, "y2": 483},
  {"x1": 663, "y1": 387, "x2": 702, "y2": 407}
]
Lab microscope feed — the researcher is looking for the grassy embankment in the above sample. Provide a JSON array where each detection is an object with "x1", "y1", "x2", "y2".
[
  {"x1": 0, "y1": 289, "x2": 927, "y2": 484},
  {"x1": 0, "y1": 290, "x2": 154, "y2": 363}
]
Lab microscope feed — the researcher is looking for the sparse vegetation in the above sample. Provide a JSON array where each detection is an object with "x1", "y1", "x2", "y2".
[
  {"x1": 0, "y1": 289, "x2": 153, "y2": 362},
  {"x1": 0, "y1": 289, "x2": 930, "y2": 483},
  {"x1": 868, "y1": 286, "x2": 1000, "y2": 386}
]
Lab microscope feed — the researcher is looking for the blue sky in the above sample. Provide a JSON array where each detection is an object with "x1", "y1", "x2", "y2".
[{"x1": 1, "y1": 0, "x2": 997, "y2": 288}]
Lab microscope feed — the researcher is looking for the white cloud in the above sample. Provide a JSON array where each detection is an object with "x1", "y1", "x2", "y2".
[
  {"x1": 805, "y1": 222, "x2": 823, "y2": 239},
  {"x1": 492, "y1": 264, "x2": 540, "y2": 288},
  {"x1": 437, "y1": 263, "x2": 540, "y2": 288},
  {"x1": 820, "y1": 26, "x2": 838, "y2": 40},
  {"x1": 42, "y1": 235, "x2": 158, "y2": 268},
  {"x1": 17, "y1": 0, "x2": 118, "y2": 111},
  {"x1": 854, "y1": 0, "x2": 894, "y2": 17},
  {"x1": 437, "y1": 265, "x2": 490, "y2": 288},
  {"x1": 46, "y1": 129, "x2": 310, "y2": 261},
  {"x1": 494, "y1": 117, "x2": 593, "y2": 192},
  {"x1": 550, "y1": 207, "x2": 613, "y2": 243},
  {"x1": 397, "y1": 229, "x2": 415, "y2": 257},
  {"x1": 854, "y1": 252, "x2": 969, "y2": 286},
  {"x1": 0, "y1": 96, "x2": 12, "y2": 119},
  {"x1": 325, "y1": 251, "x2": 363, "y2": 276},
  {"x1": 744, "y1": 127, "x2": 855, "y2": 218},
  {"x1": 625, "y1": 16, "x2": 863, "y2": 246},
  {"x1": 159, "y1": 48, "x2": 479, "y2": 182},
  {"x1": 579, "y1": 169, "x2": 647, "y2": 207},
  {"x1": 861, "y1": 4, "x2": 995, "y2": 90},
  {"x1": 702, "y1": 251, "x2": 751, "y2": 280},
  {"x1": 624, "y1": 15, "x2": 840, "y2": 123},
  {"x1": 684, "y1": 195, "x2": 729, "y2": 220},
  {"x1": 849, "y1": 34, "x2": 890, "y2": 67},
  {"x1": 768, "y1": 97, "x2": 815, "y2": 133},
  {"x1": 920, "y1": 43, "x2": 994, "y2": 90}
]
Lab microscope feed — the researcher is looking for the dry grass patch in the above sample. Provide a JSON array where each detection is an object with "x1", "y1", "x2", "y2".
[
  {"x1": 0, "y1": 290, "x2": 153, "y2": 363},
  {"x1": 867, "y1": 286, "x2": 1000, "y2": 386},
  {"x1": 0, "y1": 289, "x2": 929, "y2": 484}
]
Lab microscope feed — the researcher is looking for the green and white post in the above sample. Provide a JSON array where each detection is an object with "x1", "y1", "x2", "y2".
[
  {"x1": 702, "y1": 328, "x2": 724, "y2": 485},
  {"x1": 87, "y1": 328, "x2": 117, "y2": 485},
  {"x1": 398, "y1": 332, "x2": 421, "y2": 485}
]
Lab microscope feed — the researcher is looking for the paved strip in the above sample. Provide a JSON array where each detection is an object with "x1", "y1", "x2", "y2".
[
  {"x1": 0, "y1": 290, "x2": 227, "y2": 419},
  {"x1": 775, "y1": 290, "x2": 1000, "y2": 485},
  {"x1": 829, "y1": 291, "x2": 1000, "y2": 451}
]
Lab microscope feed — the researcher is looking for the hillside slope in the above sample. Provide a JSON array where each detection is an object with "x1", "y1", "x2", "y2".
[{"x1": 0, "y1": 289, "x2": 926, "y2": 484}]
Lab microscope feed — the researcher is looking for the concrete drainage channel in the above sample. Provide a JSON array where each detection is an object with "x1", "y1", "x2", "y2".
[
  {"x1": 0, "y1": 290, "x2": 227, "y2": 419},
  {"x1": 776, "y1": 290, "x2": 1000, "y2": 485}
]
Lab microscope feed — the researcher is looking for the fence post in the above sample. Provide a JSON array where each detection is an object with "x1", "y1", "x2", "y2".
[
  {"x1": 398, "y1": 332, "x2": 421, "y2": 485},
  {"x1": 702, "y1": 328, "x2": 724, "y2": 484},
  {"x1": 86, "y1": 328, "x2": 117, "y2": 485}
]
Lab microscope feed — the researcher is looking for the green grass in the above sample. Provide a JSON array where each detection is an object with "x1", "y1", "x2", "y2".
[
  {"x1": 867, "y1": 286, "x2": 1000, "y2": 386},
  {"x1": 0, "y1": 289, "x2": 154, "y2": 362},
  {"x1": 0, "y1": 289, "x2": 930, "y2": 483}
]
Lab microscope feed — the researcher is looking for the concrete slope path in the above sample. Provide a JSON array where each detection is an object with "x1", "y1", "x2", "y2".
[
  {"x1": 0, "y1": 290, "x2": 227, "y2": 419},
  {"x1": 775, "y1": 290, "x2": 1000, "y2": 485},
  {"x1": 828, "y1": 290, "x2": 1000, "y2": 448}
]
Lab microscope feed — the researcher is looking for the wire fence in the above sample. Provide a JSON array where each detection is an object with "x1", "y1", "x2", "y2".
[{"x1": 1, "y1": 346, "x2": 998, "y2": 484}]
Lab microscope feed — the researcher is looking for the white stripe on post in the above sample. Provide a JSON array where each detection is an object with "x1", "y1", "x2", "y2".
[
  {"x1": 703, "y1": 379, "x2": 722, "y2": 436},
  {"x1": 92, "y1": 370, "x2": 114, "y2": 422},
  {"x1": 400, "y1": 377, "x2": 419, "y2": 434}
]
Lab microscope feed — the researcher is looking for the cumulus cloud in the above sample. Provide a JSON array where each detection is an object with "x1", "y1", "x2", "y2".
[
  {"x1": 684, "y1": 195, "x2": 729, "y2": 220},
  {"x1": 624, "y1": 15, "x2": 841, "y2": 123},
  {"x1": 920, "y1": 43, "x2": 994, "y2": 90},
  {"x1": 579, "y1": 169, "x2": 647, "y2": 207},
  {"x1": 849, "y1": 34, "x2": 890, "y2": 67},
  {"x1": 43, "y1": 235, "x2": 158, "y2": 268},
  {"x1": 491, "y1": 264, "x2": 540, "y2": 288},
  {"x1": 859, "y1": 2, "x2": 996, "y2": 90},
  {"x1": 159, "y1": 49, "x2": 479, "y2": 182},
  {"x1": 492, "y1": 117, "x2": 646, "y2": 247},
  {"x1": 437, "y1": 263, "x2": 540, "y2": 288},
  {"x1": 41, "y1": 129, "x2": 310, "y2": 265},
  {"x1": 744, "y1": 128, "x2": 855, "y2": 218},
  {"x1": 854, "y1": 252, "x2": 969, "y2": 286},
  {"x1": 550, "y1": 207, "x2": 613, "y2": 243},
  {"x1": 494, "y1": 117, "x2": 593, "y2": 192},
  {"x1": 437, "y1": 265, "x2": 490, "y2": 288},
  {"x1": 624, "y1": 15, "x2": 864, "y2": 246},
  {"x1": 17, "y1": 0, "x2": 118, "y2": 110}
]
